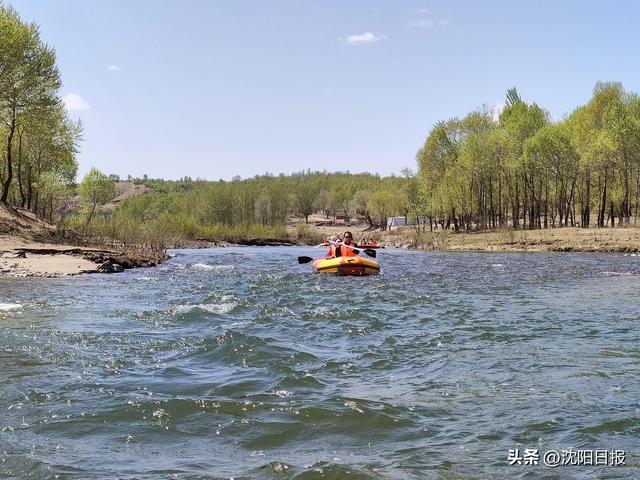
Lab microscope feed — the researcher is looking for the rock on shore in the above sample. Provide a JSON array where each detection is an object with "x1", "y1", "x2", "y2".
[
  {"x1": 0, "y1": 243, "x2": 167, "y2": 278},
  {"x1": 0, "y1": 204, "x2": 167, "y2": 278}
]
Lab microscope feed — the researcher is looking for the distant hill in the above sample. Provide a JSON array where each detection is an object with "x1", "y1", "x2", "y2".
[
  {"x1": 62, "y1": 181, "x2": 151, "y2": 217},
  {"x1": 101, "y1": 182, "x2": 151, "y2": 214}
]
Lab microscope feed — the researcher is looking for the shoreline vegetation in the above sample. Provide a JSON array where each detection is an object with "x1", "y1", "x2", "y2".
[
  {"x1": 5, "y1": 188, "x2": 640, "y2": 278},
  {"x1": 7, "y1": 227, "x2": 640, "y2": 279},
  {"x1": 0, "y1": 204, "x2": 166, "y2": 278},
  {"x1": 4, "y1": 5, "x2": 640, "y2": 278}
]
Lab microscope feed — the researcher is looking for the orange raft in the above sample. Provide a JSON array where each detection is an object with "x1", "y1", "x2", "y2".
[
  {"x1": 311, "y1": 256, "x2": 380, "y2": 276},
  {"x1": 357, "y1": 242, "x2": 381, "y2": 249}
]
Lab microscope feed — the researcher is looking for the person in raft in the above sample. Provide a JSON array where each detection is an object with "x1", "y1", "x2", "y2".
[{"x1": 326, "y1": 231, "x2": 358, "y2": 258}]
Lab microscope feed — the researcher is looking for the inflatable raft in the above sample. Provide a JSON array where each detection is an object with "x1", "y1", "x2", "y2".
[
  {"x1": 357, "y1": 242, "x2": 382, "y2": 249},
  {"x1": 311, "y1": 256, "x2": 380, "y2": 276}
]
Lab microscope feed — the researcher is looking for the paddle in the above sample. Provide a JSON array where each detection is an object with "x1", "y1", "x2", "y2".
[{"x1": 298, "y1": 240, "x2": 377, "y2": 265}]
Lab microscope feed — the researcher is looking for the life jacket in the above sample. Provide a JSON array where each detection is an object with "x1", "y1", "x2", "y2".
[
  {"x1": 326, "y1": 243, "x2": 357, "y2": 258},
  {"x1": 342, "y1": 243, "x2": 358, "y2": 256}
]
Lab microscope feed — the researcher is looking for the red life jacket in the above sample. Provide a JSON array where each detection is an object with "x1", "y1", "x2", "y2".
[{"x1": 326, "y1": 243, "x2": 357, "y2": 258}]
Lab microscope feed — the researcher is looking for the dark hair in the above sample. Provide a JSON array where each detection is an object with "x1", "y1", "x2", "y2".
[{"x1": 344, "y1": 231, "x2": 353, "y2": 238}]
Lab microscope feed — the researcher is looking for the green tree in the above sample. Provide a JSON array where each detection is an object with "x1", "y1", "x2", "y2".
[
  {"x1": 368, "y1": 190, "x2": 395, "y2": 230},
  {"x1": 79, "y1": 167, "x2": 116, "y2": 226},
  {"x1": 0, "y1": 5, "x2": 61, "y2": 203},
  {"x1": 296, "y1": 183, "x2": 318, "y2": 223},
  {"x1": 18, "y1": 105, "x2": 80, "y2": 212},
  {"x1": 499, "y1": 94, "x2": 548, "y2": 229},
  {"x1": 524, "y1": 123, "x2": 579, "y2": 227},
  {"x1": 316, "y1": 188, "x2": 330, "y2": 218},
  {"x1": 36, "y1": 171, "x2": 67, "y2": 222}
]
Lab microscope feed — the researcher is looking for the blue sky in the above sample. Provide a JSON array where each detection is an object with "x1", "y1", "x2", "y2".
[{"x1": 11, "y1": 0, "x2": 640, "y2": 180}]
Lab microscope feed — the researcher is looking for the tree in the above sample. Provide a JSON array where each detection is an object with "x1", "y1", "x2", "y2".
[
  {"x1": 79, "y1": 167, "x2": 116, "y2": 226},
  {"x1": 368, "y1": 190, "x2": 395, "y2": 230},
  {"x1": 296, "y1": 183, "x2": 318, "y2": 223},
  {"x1": 524, "y1": 123, "x2": 579, "y2": 227},
  {"x1": 499, "y1": 94, "x2": 548, "y2": 229},
  {"x1": 351, "y1": 190, "x2": 373, "y2": 226},
  {"x1": 316, "y1": 188, "x2": 330, "y2": 218},
  {"x1": 36, "y1": 171, "x2": 67, "y2": 222},
  {"x1": 505, "y1": 87, "x2": 522, "y2": 108},
  {"x1": 0, "y1": 5, "x2": 61, "y2": 203},
  {"x1": 330, "y1": 187, "x2": 353, "y2": 222},
  {"x1": 16, "y1": 105, "x2": 80, "y2": 212}
]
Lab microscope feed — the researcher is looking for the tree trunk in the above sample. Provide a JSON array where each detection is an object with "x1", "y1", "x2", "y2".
[
  {"x1": 1, "y1": 113, "x2": 16, "y2": 204},
  {"x1": 610, "y1": 202, "x2": 615, "y2": 228},
  {"x1": 366, "y1": 212, "x2": 374, "y2": 228},
  {"x1": 583, "y1": 169, "x2": 591, "y2": 228},
  {"x1": 598, "y1": 170, "x2": 608, "y2": 228},
  {"x1": 16, "y1": 129, "x2": 26, "y2": 208},
  {"x1": 86, "y1": 202, "x2": 97, "y2": 226}
]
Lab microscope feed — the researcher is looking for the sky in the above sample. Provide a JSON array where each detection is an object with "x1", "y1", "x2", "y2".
[{"x1": 10, "y1": 0, "x2": 640, "y2": 180}]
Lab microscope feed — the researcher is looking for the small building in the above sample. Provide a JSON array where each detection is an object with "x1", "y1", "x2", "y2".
[
  {"x1": 387, "y1": 216, "x2": 430, "y2": 229},
  {"x1": 387, "y1": 216, "x2": 408, "y2": 228}
]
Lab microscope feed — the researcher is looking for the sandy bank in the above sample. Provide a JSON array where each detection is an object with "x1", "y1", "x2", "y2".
[
  {"x1": 0, "y1": 204, "x2": 167, "y2": 278},
  {"x1": 0, "y1": 253, "x2": 99, "y2": 277},
  {"x1": 0, "y1": 237, "x2": 167, "y2": 278},
  {"x1": 405, "y1": 226, "x2": 640, "y2": 253}
]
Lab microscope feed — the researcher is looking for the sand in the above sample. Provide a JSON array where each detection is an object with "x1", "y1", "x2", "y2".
[
  {"x1": 0, "y1": 203, "x2": 163, "y2": 278},
  {"x1": 0, "y1": 237, "x2": 98, "y2": 277},
  {"x1": 0, "y1": 253, "x2": 98, "y2": 277},
  {"x1": 0, "y1": 236, "x2": 165, "y2": 278}
]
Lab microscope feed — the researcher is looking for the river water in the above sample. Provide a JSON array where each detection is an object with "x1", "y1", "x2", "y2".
[{"x1": 0, "y1": 247, "x2": 638, "y2": 479}]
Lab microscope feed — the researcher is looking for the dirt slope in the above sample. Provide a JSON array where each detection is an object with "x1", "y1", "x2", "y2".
[{"x1": 0, "y1": 203, "x2": 57, "y2": 242}]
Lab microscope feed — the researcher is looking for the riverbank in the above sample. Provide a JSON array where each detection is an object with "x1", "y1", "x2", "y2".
[
  {"x1": 294, "y1": 215, "x2": 640, "y2": 253},
  {"x1": 0, "y1": 237, "x2": 168, "y2": 277},
  {"x1": 392, "y1": 225, "x2": 640, "y2": 252},
  {"x1": 171, "y1": 223, "x2": 640, "y2": 254},
  {"x1": 5, "y1": 202, "x2": 640, "y2": 279},
  {"x1": 0, "y1": 204, "x2": 167, "y2": 277}
]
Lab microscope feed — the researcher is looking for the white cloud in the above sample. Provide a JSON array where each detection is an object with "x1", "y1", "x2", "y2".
[
  {"x1": 345, "y1": 32, "x2": 386, "y2": 45},
  {"x1": 107, "y1": 64, "x2": 121, "y2": 71},
  {"x1": 407, "y1": 8, "x2": 449, "y2": 28},
  {"x1": 63, "y1": 94, "x2": 90, "y2": 112}
]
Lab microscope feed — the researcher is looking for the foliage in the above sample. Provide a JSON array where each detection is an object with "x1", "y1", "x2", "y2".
[
  {"x1": 79, "y1": 167, "x2": 115, "y2": 226},
  {"x1": 0, "y1": 4, "x2": 80, "y2": 212},
  {"x1": 415, "y1": 83, "x2": 640, "y2": 230},
  {"x1": 65, "y1": 171, "x2": 408, "y2": 246}
]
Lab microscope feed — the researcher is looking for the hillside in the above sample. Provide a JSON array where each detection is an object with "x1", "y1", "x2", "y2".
[
  {"x1": 0, "y1": 203, "x2": 58, "y2": 243},
  {"x1": 62, "y1": 181, "x2": 151, "y2": 217}
]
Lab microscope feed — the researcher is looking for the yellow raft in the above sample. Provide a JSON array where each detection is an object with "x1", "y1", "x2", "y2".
[{"x1": 311, "y1": 256, "x2": 380, "y2": 276}]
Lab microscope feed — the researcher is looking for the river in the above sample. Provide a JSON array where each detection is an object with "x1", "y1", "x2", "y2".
[{"x1": 0, "y1": 247, "x2": 638, "y2": 479}]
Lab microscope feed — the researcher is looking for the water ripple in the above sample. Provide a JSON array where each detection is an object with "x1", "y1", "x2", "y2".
[{"x1": 0, "y1": 248, "x2": 639, "y2": 479}]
